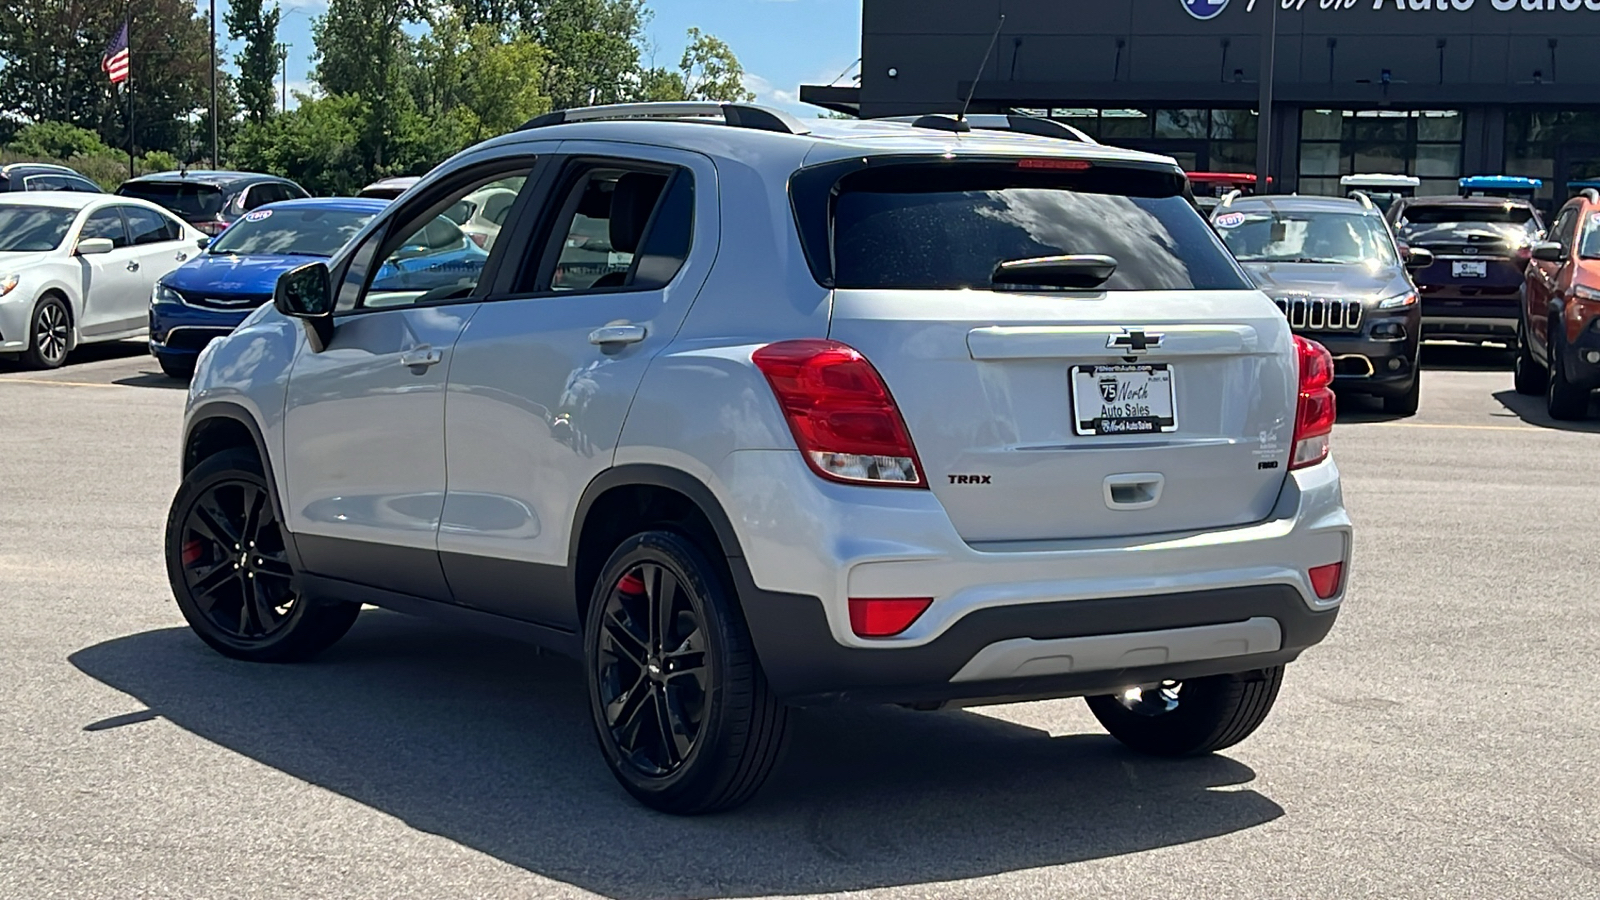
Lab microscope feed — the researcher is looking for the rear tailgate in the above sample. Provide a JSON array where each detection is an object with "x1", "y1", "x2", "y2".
[
  {"x1": 831, "y1": 291, "x2": 1295, "y2": 542},
  {"x1": 798, "y1": 154, "x2": 1300, "y2": 544}
]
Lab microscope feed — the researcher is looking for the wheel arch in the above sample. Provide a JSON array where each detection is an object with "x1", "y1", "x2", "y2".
[
  {"x1": 183, "y1": 402, "x2": 292, "y2": 529},
  {"x1": 569, "y1": 465, "x2": 747, "y2": 631},
  {"x1": 33, "y1": 287, "x2": 78, "y2": 350}
]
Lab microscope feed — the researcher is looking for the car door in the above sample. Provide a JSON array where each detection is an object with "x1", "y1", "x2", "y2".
[
  {"x1": 73, "y1": 205, "x2": 147, "y2": 337},
  {"x1": 280, "y1": 158, "x2": 540, "y2": 601},
  {"x1": 123, "y1": 203, "x2": 193, "y2": 301},
  {"x1": 438, "y1": 146, "x2": 714, "y2": 628},
  {"x1": 1529, "y1": 206, "x2": 1577, "y2": 354}
]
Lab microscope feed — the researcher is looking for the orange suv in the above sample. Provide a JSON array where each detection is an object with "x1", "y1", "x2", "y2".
[{"x1": 1518, "y1": 189, "x2": 1600, "y2": 419}]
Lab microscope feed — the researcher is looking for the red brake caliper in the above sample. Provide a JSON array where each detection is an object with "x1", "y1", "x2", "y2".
[{"x1": 181, "y1": 540, "x2": 203, "y2": 566}]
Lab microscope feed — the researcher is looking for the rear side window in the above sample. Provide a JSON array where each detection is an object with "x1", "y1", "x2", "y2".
[
  {"x1": 1397, "y1": 204, "x2": 1537, "y2": 228},
  {"x1": 124, "y1": 205, "x2": 181, "y2": 244},
  {"x1": 794, "y1": 160, "x2": 1250, "y2": 292}
]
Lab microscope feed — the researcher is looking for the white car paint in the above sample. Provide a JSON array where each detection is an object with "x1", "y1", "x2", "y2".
[{"x1": 0, "y1": 192, "x2": 203, "y2": 365}]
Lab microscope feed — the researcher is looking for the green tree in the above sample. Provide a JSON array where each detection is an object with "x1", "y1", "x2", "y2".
[
  {"x1": 233, "y1": 92, "x2": 367, "y2": 194},
  {"x1": 531, "y1": 0, "x2": 647, "y2": 110},
  {"x1": 7, "y1": 122, "x2": 114, "y2": 160},
  {"x1": 676, "y1": 27, "x2": 753, "y2": 102},
  {"x1": 313, "y1": 0, "x2": 418, "y2": 170},
  {"x1": 225, "y1": 0, "x2": 282, "y2": 124}
]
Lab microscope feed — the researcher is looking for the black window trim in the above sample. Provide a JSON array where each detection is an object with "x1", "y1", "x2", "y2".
[
  {"x1": 80, "y1": 204, "x2": 132, "y2": 249},
  {"x1": 333, "y1": 154, "x2": 547, "y2": 319},
  {"x1": 488, "y1": 155, "x2": 690, "y2": 302}
]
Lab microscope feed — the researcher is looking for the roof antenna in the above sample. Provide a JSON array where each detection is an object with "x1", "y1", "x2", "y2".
[{"x1": 958, "y1": 14, "x2": 1006, "y2": 124}]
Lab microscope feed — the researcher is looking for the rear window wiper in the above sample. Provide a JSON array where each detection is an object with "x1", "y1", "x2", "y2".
[{"x1": 991, "y1": 254, "x2": 1117, "y2": 289}]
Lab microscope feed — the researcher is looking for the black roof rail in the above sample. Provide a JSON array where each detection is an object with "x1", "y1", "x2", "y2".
[{"x1": 518, "y1": 102, "x2": 811, "y2": 136}]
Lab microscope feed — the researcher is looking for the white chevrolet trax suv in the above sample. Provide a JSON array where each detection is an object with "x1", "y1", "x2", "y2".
[{"x1": 166, "y1": 104, "x2": 1352, "y2": 815}]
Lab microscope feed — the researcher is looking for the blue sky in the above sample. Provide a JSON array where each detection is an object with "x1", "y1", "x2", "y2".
[{"x1": 221, "y1": 0, "x2": 863, "y2": 116}]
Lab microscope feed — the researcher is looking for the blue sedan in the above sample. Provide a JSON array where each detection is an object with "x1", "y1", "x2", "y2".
[{"x1": 149, "y1": 196, "x2": 489, "y2": 378}]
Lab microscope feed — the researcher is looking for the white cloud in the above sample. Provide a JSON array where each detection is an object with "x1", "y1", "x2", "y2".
[{"x1": 743, "y1": 73, "x2": 798, "y2": 110}]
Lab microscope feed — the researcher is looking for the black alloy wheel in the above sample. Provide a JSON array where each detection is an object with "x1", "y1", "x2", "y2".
[
  {"x1": 25, "y1": 296, "x2": 70, "y2": 369},
  {"x1": 585, "y1": 530, "x2": 788, "y2": 815},
  {"x1": 595, "y1": 561, "x2": 710, "y2": 777},
  {"x1": 166, "y1": 449, "x2": 359, "y2": 662}
]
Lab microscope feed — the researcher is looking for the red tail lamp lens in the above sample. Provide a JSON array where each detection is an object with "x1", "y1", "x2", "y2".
[
  {"x1": 1291, "y1": 336, "x2": 1337, "y2": 470},
  {"x1": 1309, "y1": 562, "x2": 1344, "y2": 600},
  {"x1": 849, "y1": 597, "x2": 934, "y2": 638}
]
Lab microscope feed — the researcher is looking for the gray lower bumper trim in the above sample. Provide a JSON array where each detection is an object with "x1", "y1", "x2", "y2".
[{"x1": 949, "y1": 616, "x2": 1284, "y2": 683}]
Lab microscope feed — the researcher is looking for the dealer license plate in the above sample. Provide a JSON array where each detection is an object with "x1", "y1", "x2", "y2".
[
  {"x1": 1071, "y1": 364, "x2": 1178, "y2": 436},
  {"x1": 1452, "y1": 260, "x2": 1487, "y2": 278}
]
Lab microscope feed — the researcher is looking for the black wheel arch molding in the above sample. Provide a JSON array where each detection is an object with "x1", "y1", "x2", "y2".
[{"x1": 181, "y1": 401, "x2": 306, "y2": 575}]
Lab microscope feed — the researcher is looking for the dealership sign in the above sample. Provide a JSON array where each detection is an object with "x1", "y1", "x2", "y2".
[
  {"x1": 1234, "y1": 0, "x2": 1600, "y2": 10},
  {"x1": 1183, "y1": 0, "x2": 1229, "y2": 18}
]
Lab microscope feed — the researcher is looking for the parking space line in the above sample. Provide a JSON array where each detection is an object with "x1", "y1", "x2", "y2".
[{"x1": 1345, "y1": 422, "x2": 1551, "y2": 433}]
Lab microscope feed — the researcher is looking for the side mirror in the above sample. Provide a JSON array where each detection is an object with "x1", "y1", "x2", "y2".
[
  {"x1": 196, "y1": 236, "x2": 211, "y2": 250},
  {"x1": 1404, "y1": 247, "x2": 1435, "y2": 271},
  {"x1": 1531, "y1": 241, "x2": 1566, "y2": 263},
  {"x1": 273, "y1": 262, "x2": 335, "y2": 351},
  {"x1": 75, "y1": 237, "x2": 114, "y2": 256}
]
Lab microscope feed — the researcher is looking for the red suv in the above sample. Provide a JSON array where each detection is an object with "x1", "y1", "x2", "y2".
[{"x1": 1518, "y1": 189, "x2": 1600, "y2": 419}]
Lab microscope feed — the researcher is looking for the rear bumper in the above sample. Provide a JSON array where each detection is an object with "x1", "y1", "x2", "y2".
[
  {"x1": 713, "y1": 450, "x2": 1351, "y2": 705},
  {"x1": 1420, "y1": 294, "x2": 1519, "y2": 340}
]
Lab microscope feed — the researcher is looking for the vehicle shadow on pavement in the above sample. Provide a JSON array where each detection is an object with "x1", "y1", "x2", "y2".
[
  {"x1": 111, "y1": 372, "x2": 189, "y2": 390},
  {"x1": 70, "y1": 612, "x2": 1283, "y2": 900},
  {"x1": 1490, "y1": 389, "x2": 1600, "y2": 433},
  {"x1": 1419, "y1": 342, "x2": 1513, "y2": 372}
]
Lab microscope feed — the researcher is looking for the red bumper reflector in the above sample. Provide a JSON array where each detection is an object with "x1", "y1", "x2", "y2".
[
  {"x1": 1309, "y1": 562, "x2": 1344, "y2": 600},
  {"x1": 848, "y1": 597, "x2": 934, "y2": 638}
]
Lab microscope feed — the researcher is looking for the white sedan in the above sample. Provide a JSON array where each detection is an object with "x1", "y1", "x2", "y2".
[{"x1": 0, "y1": 192, "x2": 203, "y2": 368}]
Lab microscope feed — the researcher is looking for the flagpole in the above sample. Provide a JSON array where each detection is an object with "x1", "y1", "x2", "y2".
[
  {"x1": 126, "y1": 6, "x2": 135, "y2": 180},
  {"x1": 210, "y1": 0, "x2": 218, "y2": 168}
]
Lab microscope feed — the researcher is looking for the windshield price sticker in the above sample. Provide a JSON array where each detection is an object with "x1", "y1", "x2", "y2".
[
  {"x1": 244, "y1": 209, "x2": 273, "y2": 222},
  {"x1": 1214, "y1": 212, "x2": 1246, "y2": 229}
]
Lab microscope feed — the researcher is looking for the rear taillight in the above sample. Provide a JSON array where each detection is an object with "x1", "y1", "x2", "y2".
[
  {"x1": 849, "y1": 597, "x2": 933, "y2": 637},
  {"x1": 751, "y1": 339, "x2": 925, "y2": 487},
  {"x1": 1291, "y1": 336, "x2": 1336, "y2": 470},
  {"x1": 195, "y1": 219, "x2": 228, "y2": 236}
]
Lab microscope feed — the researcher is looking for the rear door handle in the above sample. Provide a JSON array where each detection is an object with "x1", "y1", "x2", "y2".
[
  {"x1": 175, "y1": 252, "x2": 188, "y2": 262},
  {"x1": 399, "y1": 347, "x2": 444, "y2": 372},
  {"x1": 588, "y1": 324, "x2": 647, "y2": 346},
  {"x1": 126, "y1": 261, "x2": 140, "y2": 272}
]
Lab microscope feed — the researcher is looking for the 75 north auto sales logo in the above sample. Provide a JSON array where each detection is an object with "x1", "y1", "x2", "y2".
[{"x1": 1183, "y1": 0, "x2": 1229, "y2": 19}]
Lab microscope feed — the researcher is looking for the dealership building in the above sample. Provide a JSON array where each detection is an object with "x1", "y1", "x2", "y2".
[{"x1": 801, "y1": 0, "x2": 1600, "y2": 213}]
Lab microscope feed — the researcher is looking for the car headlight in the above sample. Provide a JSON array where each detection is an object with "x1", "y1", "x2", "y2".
[
  {"x1": 1573, "y1": 285, "x2": 1600, "y2": 302},
  {"x1": 0, "y1": 273, "x2": 18, "y2": 297},
  {"x1": 1377, "y1": 290, "x2": 1419, "y2": 310},
  {"x1": 154, "y1": 283, "x2": 184, "y2": 305}
]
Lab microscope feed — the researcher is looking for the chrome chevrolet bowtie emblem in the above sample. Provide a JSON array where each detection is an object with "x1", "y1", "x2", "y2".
[{"x1": 1108, "y1": 329, "x2": 1164, "y2": 352}]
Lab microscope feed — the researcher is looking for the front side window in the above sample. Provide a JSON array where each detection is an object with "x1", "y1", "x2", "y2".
[
  {"x1": 354, "y1": 171, "x2": 529, "y2": 310},
  {"x1": 209, "y1": 207, "x2": 377, "y2": 258},
  {"x1": 79, "y1": 208, "x2": 128, "y2": 248},
  {"x1": 0, "y1": 205, "x2": 77, "y2": 251},
  {"x1": 1217, "y1": 210, "x2": 1398, "y2": 267},
  {"x1": 798, "y1": 161, "x2": 1248, "y2": 291}
]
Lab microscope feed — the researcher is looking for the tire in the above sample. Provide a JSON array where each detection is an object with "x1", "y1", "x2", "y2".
[
  {"x1": 22, "y1": 295, "x2": 70, "y2": 369},
  {"x1": 1514, "y1": 325, "x2": 1547, "y2": 396},
  {"x1": 157, "y1": 355, "x2": 195, "y2": 380},
  {"x1": 584, "y1": 529, "x2": 788, "y2": 815},
  {"x1": 165, "y1": 448, "x2": 360, "y2": 662},
  {"x1": 1381, "y1": 372, "x2": 1421, "y2": 417},
  {"x1": 1546, "y1": 335, "x2": 1590, "y2": 421},
  {"x1": 1085, "y1": 666, "x2": 1285, "y2": 757}
]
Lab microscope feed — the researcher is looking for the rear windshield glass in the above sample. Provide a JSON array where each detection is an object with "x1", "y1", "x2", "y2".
[
  {"x1": 797, "y1": 161, "x2": 1249, "y2": 291},
  {"x1": 208, "y1": 207, "x2": 376, "y2": 257},
  {"x1": 1217, "y1": 210, "x2": 1397, "y2": 266},
  {"x1": 118, "y1": 182, "x2": 224, "y2": 218},
  {"x1": 0, "y1": 205, "x2": 75, "y2": 251},
  {"x1": 1397, "y1": 204, "x2": 1537, "y2": 228}
]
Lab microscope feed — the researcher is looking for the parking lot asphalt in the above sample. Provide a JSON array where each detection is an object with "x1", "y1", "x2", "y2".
[{"x1": 2, "y1": 341, "x2": 1598, "y2": 900}]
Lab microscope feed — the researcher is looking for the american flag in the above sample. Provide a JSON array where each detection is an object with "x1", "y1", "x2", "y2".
[{"x1": 102, "y1": 21, "x2": 129, "y2": 85}]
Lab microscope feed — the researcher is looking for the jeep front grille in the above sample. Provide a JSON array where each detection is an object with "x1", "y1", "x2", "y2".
[{"x1": 1272, "y1": 296, "x2": 1363, "y2": 332}]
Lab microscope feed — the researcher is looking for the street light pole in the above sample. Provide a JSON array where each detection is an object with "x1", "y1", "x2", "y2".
[
  {"x1": 280, "y1": 45, "x2": 288, "y2": 114},
  {"x1": 1255, "y1": 0, "x2": 1279, "y2": 192},
  {"x1": 209, "y1": 0, "x2": 218, "y2": 168}
]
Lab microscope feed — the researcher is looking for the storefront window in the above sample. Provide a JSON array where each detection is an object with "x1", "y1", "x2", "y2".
[
  {"x1": 1210, "y1": 109, "x2": 1257, "y2": 141},
  {"x1": 1503, "y1": 111, "x2": 1600, "y2": 215},
  {"x1": 1027, "y1": 109, "x2": 1256, "y2": 173},
  {"x1": 1298, "y1": 109, "x2": 1463, "y2": 199},
  {"x1": 1098, "y1": 109, "x2": 1152, "y2": 140},
  {"x1": 1155, "y1": 109, "x2": 1208, "y2": 139}
]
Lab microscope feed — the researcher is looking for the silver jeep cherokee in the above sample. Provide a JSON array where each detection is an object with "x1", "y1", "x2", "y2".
[{"x1": 166, "y1": 103, "x2": 1352, "y2": 815}]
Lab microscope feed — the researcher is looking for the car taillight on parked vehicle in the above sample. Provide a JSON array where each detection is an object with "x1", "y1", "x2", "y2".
[
  {"x1": 195, "y1": 219, "x2": 228, "y2": 236},
  {"x1": 1291, "y1": 336, "x2": 1336, "y2": 470},
  {"x1": 752, "y1": 339, "x2": 925, "y2": 487},
  {"x1": 848, "y1": 597, "x2": 934, "y2": 638}
]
